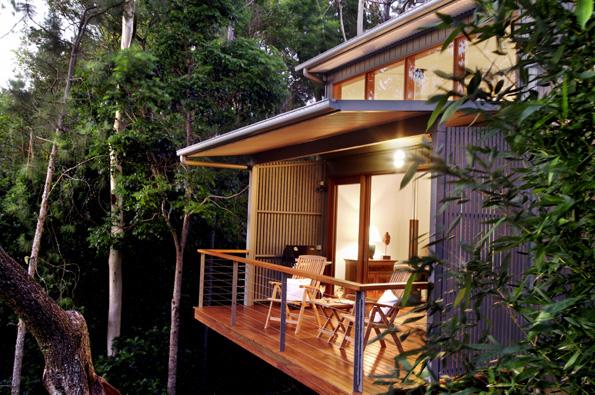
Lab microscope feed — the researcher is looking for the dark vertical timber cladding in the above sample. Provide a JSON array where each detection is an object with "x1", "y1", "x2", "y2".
[
  {"x1": 432, "y1": 125, "x2": 529, "y2": 377},
  {"x1": 253, "y1": 160, "x2": 327, "y2": 301}
]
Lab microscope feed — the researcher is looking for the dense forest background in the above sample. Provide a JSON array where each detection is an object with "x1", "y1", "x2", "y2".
[
  {"x1": 3, "y1": 0, "x2": 591, "y2": 393},
  {"x1": 0, "y1": 0, "x2": 416, "y2": 393}
]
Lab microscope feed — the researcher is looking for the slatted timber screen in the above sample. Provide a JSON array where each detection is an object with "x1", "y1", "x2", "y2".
[
  {"x1": 432, "y1": 125, "x2": 529, "y2": 377},
  {"x1": 251, "y1": 160, "x2": 327, "y2": 302}
]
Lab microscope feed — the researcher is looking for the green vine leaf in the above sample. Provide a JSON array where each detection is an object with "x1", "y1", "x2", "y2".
[{"x1": 576, "y1": 0, "x2": 593, "y2": 29}]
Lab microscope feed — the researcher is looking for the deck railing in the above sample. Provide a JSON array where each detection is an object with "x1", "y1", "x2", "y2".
[
  {"x1": 197, "y1": 249, "x2": 248, "y2": 309},
  {"x1": 197, "y1": 248, "x2": 430, "y2": 393}
]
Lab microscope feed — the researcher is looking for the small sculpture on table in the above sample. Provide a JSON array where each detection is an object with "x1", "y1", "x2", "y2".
[{"x1": 382, "y1": 232, "x2": 391, "y2": 260}]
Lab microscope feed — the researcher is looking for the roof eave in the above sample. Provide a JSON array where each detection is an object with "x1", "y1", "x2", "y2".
[
  {"x1": 295, "y1": 0, "x2": 473, "y2": 75},
  {"x1": 176, "y1": 100, "x2": 497, "y2": 159},
  {"x1": 176, "y1": 99, "x2": 336, "y2": 158}
]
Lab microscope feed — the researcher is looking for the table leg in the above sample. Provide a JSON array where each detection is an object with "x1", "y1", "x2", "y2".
[
  {"x1": 316, "y1": 308, "x2": 336, "y2": 338},
  {"x1": 328, "y1": 308, "x2": 351, "y2": 343}
]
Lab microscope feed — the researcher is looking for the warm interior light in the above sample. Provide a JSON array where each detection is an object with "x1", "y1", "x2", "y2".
[
  {"x1": 369, "y1": 226, "x2": 382, "y2": 243},
  {"x1": 393, "y1": 150, "x2": 406, "y2": 168},
  {"x1": 369, "y1": 226, "x2": 381, "y2": 259},
  {"x1": 339, "y1": 244, "x2": 358, "y2": 260}
]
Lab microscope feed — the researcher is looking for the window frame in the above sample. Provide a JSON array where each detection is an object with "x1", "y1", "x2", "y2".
[
  {"x1": 369, "y1": 60, "x2": 406, "y2": 100},
  {"x1": 332, "y1": 35, "x2": 496, "y2": 101}
]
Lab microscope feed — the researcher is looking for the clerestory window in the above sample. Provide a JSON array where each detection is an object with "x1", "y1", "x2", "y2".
[{"x1": 333, "y1": 37, "x2": 516, "y2": 101}]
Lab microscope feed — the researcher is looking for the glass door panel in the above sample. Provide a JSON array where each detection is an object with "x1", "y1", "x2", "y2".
[
  {"x1": 334, "y1": 183, "x2": 361, "y2": 281},
  {"x1": 369, "y1": 172, "x2": 432, "y2": 263}
]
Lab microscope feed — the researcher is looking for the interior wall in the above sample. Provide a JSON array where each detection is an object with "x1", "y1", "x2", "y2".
[{"x1": 369, "y1": 173, "x2": 432, "y2": 262}]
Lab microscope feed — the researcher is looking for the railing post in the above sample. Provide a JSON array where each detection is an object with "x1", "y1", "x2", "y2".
[
  {"x1": 231, "y1": 261, "x2": 238, "y2": 326},
  {"x1": 279, "y1": 273, "x2": 288, "y2": 352},
  {"x1": 198, "y1": 253, "x2": 205, "y2": 308},
  {"x1": 353, "y1": 290, "x2": 366, "y2": 393}
]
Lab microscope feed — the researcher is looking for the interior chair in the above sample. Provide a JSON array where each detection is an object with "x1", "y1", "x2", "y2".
[{"x1": 264, "y1": 255, "x2": 327, "y2": 334}]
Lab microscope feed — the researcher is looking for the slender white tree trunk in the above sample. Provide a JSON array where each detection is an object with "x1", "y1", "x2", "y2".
[
  {"x1": 337, "y1": 0, "x2": 347, "y2": 41},
  {"x1": 226, "y1": 25, "x2": 235, "y2": 41},
  {"x1": 383, "y1": 1, "x2": 391, "y2": 22},
  {"x1": 11, "y1": 10, "x2": 92, "y2": 394},
  {"x1": 26, "y1": 130, "x2": 34, "y2": 168},
  {"x1": 166, "y1": 111, "x2": 193, "y2": 395},
  {"x1": 107, "y1": 0, "x2": 135, "y2": 357},
  {"x1": 357, "y1": 0, "x2": 365, "y2": 35},
  {"x1": 166, "y1": 216, "x2": 189, "y2": 395}
]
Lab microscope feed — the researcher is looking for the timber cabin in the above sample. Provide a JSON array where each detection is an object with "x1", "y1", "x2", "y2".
[{"x1": 177, "y1": 0, "x2": 525, "y2": 393}]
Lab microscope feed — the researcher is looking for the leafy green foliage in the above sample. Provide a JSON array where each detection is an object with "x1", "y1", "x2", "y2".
[
  {"x1": 0, "y1": 0, "x2": 291, "y2": 391},
  {"x1": 391, "y1": 0, "x2": 594, "y2": 393},
  {"x1": 234, "y1": 0, "x2": 343, "y2": 105},
  {"x1": 95, "y1": 327, "x2": 169, "y2": 394},
  {"x1": 0, "y1": 1, "x2": 410, "y2": 392}
]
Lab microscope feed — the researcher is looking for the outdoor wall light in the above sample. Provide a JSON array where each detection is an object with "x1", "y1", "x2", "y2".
[
  {"x1": 393, "y1": 150, "x2": 406, "y2": 168},
  {"x1": 316, "y1": 180, "x2": 328, "y2": 192}
]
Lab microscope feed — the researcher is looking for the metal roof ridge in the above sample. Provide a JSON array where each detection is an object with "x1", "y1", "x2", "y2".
[
  {"x1": 295, "y1": 0, "x2": 458, "y2": 73},
  {"x1": 176, "y1": 99, "x2": 335, "y2": 157}
]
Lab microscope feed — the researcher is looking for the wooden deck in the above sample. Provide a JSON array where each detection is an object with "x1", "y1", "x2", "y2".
[{"x1": 194, "y1": 304, "x2": 426, "y2": 394}]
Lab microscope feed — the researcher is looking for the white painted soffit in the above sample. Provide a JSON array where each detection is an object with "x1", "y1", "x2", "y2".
[
  {"x1": 176, "y1": 99, "x2": 335, "y2": 158},
  {"x1": 176, "y1": 100, "x2": 446, "y2": 159},
  {"x1": 296, "y1": 0, "x2": 476, "y2": 74}
]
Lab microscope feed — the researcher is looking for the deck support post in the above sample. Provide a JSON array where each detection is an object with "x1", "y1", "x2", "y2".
[
  {"x1": 279, "y1": 273, "x2": 288, "y2": 352},
  {"x1": 353, "y1": 290, "x2": 366, "y2": 393},
  {"x1": 231, "y1": 261, "x2": 238, "y2": 326},
  {"x1": 198, "y1": 253, "x2": 205, "y2": 308}
]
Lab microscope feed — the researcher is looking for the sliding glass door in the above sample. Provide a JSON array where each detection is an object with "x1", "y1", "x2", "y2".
[
  {"x1": 368, "y1": 173, "x2": 431, "y2": 262},
  {"x1": 333, "y1": 181, "x2": 361, "y2": 281},
  {"x1": 330, "y1": 171, "x2": 431, "y2": 284}
]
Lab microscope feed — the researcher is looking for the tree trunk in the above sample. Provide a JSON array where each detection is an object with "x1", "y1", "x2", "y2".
[
  {"x1": 1, "y1": 247, "x2": 119, "y2": 395},
  {"x1": 226, "y1": 24, "x2": 235, "y2": 41},
  {"x1": 166, "y1": 221, "x2": 188, "y2": 395},
  {"x1": 337, "y1": 0, "x2": 347, "y2": 41},
  {"x1": 166, "y1": 111, "x2": 193, "y2": 395},
  {"x1": 357, "y1": 0, "x2": 365, "y2": 35},
  {"x1": 107, "y1": 0, "x2": 135, "y2": 357},
  {"x1": 383, "y1": 1, "x2": 391, "y2": 22},
  {"x1": 26, "y1": 129, "x2": 34, "y2": 169},
  {"x1": 11, "y1": 9, "x2": 93, "y2": 394}
]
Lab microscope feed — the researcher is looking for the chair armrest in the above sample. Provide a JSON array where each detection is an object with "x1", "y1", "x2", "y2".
[
  {"x1": 369, "y1": 302, "x2": 396, "y2": 309},
  {"x1": 269, "y1": 281, "x2": 281, "y2": 286}
]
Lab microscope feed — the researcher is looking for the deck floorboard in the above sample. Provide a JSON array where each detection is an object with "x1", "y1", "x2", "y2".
[{"x1": 194, "y1": 304, "x2": 425, "y2": 394}]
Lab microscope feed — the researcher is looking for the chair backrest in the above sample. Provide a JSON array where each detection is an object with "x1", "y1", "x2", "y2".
[
  {"x1": 292, "y1": 255, "x2": 327, "y2": 288},
  {"x1": 388, "y1": 264, "x2": 414, "y2": 299},
  {"x1": 370, "y1": 265, "x2": 417, "y2": 323}
]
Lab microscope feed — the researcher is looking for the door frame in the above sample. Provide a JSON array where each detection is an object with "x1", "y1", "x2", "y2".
[
  {"x1": 327, "y1": 165, "x2": 431, "y2": 286},
  {"x1": 327, "y1": 174, "x2": 372, "y2": 284}
]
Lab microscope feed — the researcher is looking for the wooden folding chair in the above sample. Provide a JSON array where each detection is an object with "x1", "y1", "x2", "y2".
[
  {"x1": 264, "y1": 255, "x2": 327, "y2": 334},
  {"x1": 337, "y1": 266, "x2": 413, "y2": 352}
]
